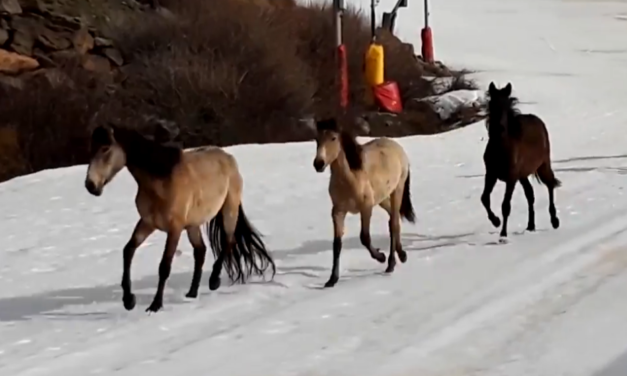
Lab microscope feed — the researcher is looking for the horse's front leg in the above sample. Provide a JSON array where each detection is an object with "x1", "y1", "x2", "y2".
[
  {"x1": 185, "y1": 226, "x2": 207, "y2": 298},
  {"x1": 499, "y1": 181, "x2": 517, "y2": 239},
  {"x1": 359, "y1": 206, "x2": 387, "y2": 264},
  {"x1": 481, "y1": 171, "x2": 501, "y2": 227},
  {"x1": 147, "y1": 227, "x2": 182, "y2": 313},
  {"x1": 325, "y1": 206, "x2": 347, "y2": 288},
  {"x1": 121, "y1": 219, "x2": 154, "y2": 311}
]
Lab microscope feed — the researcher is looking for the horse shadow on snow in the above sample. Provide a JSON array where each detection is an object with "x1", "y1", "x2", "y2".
[{"x1": 0, "y1": 230, "x2": 483, "y2": 322}]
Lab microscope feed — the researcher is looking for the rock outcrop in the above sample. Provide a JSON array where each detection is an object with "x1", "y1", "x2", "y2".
[{"x1": 0, "y1": 0, "x2": 133, "y2": 88}]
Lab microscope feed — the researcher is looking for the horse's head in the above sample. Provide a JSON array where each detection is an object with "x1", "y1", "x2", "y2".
[
  {"x1": 302, "y1": 115, "x2": 368, "y2": 173},
  {"x1": 307, "y1": 117, "x2": 343, "y2": 173},
  {"x1": 487, "y1": 82, "x2": 515, "y2": 136},
  {"x1": 85, "y1": 124, "x2": 127, "y2": 196}
]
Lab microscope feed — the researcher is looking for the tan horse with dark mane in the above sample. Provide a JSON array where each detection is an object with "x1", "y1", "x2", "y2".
[
  {"x1": 84, "y1": 124, "x2": 276, "y2": 313},
  {"x1": 307, "y1": 117, "x2": 416, "y2": 287}
]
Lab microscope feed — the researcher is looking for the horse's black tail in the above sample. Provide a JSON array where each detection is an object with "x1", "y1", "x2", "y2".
[
  {"x1": 400, "y1": 170, "x2": 417, "y2": 223},
  {"x1": 533, "y1": 165, "x2": 562, "y2": 189},
  {"x1": 207, "y1": 205, "x2": 276, "y2": 285}
]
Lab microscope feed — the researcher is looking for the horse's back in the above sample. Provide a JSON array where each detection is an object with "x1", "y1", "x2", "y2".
[
  {"x1": 485, "y1": 113, "x2": 551, "y2": 181},
  {"x1": 182, "y1": 146, "x2": 239, "y2": 173},
  {"x1": 169, "y1": 146, "x2": 242, "y2": 225},
  {"x1": 517, "y1": 113, "x2": 550, "y2": 152},
  {"x1": 362, "y1": 137, "x2": 410, "y2": 197},
  {"x1": 363, "y1": 137, "x2": 409, "y2": 167}
]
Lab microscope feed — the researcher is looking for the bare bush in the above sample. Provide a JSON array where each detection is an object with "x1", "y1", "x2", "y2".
[{"x1": 0, "y1": 0, "x2": 479, "y2": 182}]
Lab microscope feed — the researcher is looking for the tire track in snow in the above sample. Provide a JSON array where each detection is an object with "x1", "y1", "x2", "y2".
[{"x1": 378, "y1": 208, "x2": 627, "y2": 376}]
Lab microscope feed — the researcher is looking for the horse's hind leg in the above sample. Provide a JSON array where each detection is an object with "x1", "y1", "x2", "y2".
[
  {"x1": 359, "y1": 206, "x2": 387, "y2": 264},
  {"x1": 499, "y1": 180, "x2": 517, "y2": 239},
  {"x1": 379, "y1": 198, "x2": 407, "y2": 265},
  {"x1": 384, "y1": 188, "x2": 405, "y2": 273},
  {"x1": 185, "y1": 226, "x2": 207, "y2": 299},
  {"x1": 481, "y1": 171, "x2": 501, "y2": 228},
  {"x1": 519, "y1": 177, "x2": 536, "y2": 231},
  {"x1": 537, "y1": 162, "x2": 561, "y2": 229},
  {"x1": 209, "y1": 199, "x2": 239, "y2": 291},
  {"x1": 121, "y1": 219, "x2": 155, "y2": 311}
]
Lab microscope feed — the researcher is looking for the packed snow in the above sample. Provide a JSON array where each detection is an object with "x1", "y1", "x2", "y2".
[{"x1": 2, "y1": 0, "x2": 627, "y2": 375}]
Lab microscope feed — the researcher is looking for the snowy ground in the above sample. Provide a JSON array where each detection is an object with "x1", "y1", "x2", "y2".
[{"x1": 2, "y1": 0, "x2": 627, "y2": 375}]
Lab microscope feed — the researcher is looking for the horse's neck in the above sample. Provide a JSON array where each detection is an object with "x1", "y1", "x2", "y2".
[
  {"x1": 127, "y1": 165, "x2": 164, "y2": 197},
  {"x1": 488, "y1": 109, "x2": 520, "y2": 139},
  {"x1": 125, "y1": 165, "x2": 146, "y2": 186},
  {"x1": 330, "y1": 152, "x2": 361, "y2": 188}
]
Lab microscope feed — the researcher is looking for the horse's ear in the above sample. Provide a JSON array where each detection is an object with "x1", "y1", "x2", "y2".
[
  {"x1": 91, "y1": 124, "x2": 113, "y2": 147},
  {"x1": 488, "y1": 82, "x2": 497, "y2": 95},
  {"x1": 503, "y1": 83, "x2": 512, "y2": 97},
  {"x1": 315, "y1": 118, "x2": 339, "y2": 132}
]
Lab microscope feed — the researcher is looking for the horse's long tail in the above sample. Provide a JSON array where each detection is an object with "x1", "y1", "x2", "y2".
[
  {"x1": 207, "y1": 205, "x2": 276, "y2": 285},
  {"x1": 533, "y1": 163, "x2": 562, "y2": 189},
  {"x1": 400, "y1": 169, "x2": 417, "y2": 223}
]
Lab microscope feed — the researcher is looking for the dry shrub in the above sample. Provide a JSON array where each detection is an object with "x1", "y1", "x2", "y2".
[
  {"x1": 112, "y1": 0, "x2": 316, "y2": 146},
  {"x1": 0, "y1": 65, "x2": 106, "y2": 178},
  {"x1": 110, "y1": 0, "x2": 434, "y2": 146},
  {"x1": 0, "y1": 0, "x2": 476, "y2": 182},
  {"x1": 282, "y1": 2, "x2": 371, "y2": 116}
]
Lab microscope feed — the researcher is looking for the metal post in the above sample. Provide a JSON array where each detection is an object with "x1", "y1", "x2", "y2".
[
  {"x1": 333, "y1": 8, "x2": 342, "y2": 47},
  {"x1": 370, "y1": 0, "x2": 376, "y2": 40},
  {"x1": 424, "y1": 0, "x2": 430, "y2": 28},
  {"x1": 421, "y1": 0, "x2": 434, "y2": 63}
]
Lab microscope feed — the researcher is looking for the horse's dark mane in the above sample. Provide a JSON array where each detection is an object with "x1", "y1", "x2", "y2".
[
  {"x1": 112, "y1": 125, "x2": 183, "y2": 178},
  {"x1": 486, "y1": 91, "x2": 523, "y2": 138},
  {"x1": 340, "y1": 132, "x2": 363, "y2": 171},
  {"x1": 316, "y1": 118, "x2": 363, "y2": 170}
]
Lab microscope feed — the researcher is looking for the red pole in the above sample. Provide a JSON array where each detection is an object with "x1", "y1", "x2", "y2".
[
  {"x1": 334, "y1": 0, "x2": 348, "y2": 111},
  {"x1": 421, "y1": 0, "x2": 434, "y2": 63}
]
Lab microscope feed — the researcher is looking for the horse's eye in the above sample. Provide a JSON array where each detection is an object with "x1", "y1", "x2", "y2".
[{"x1": 331, "y1": 136, "x2": 337, "y2": 141}]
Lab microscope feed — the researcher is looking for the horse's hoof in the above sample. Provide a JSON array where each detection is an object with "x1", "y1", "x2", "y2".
[
  {"x1": 398, "y1": 250, "x2": 407, "y2": 263},
  {"x1": 551, "y1": 217, "x2": 560, "y2": 229},
  {"x1": 209, "y1": 277, "x2": 221, "y2": 291},
  {"x1": 122, "y1": 294, "x2": 136, "y2": 311},
  {"x1": 385, "y1": 265, "x2": 395, "y2": 273},
  {"x1": 185, "y1": 290, "x2": 198, "y2": 299},
  {"x1": 491, "y1": 217, "x2": 501, "y2": 227},
  {"x1": 145, "y1": 301, "x2": 163, "y2": 313},
  {"x1": 526, "y1": 224, "x2": 536, "y2": 232},
  {"x1": 374, "y1": 252, "x2": 386, "y2": 263},
  {"x1": 498, "y1": 236, "x2": 509, "y2": 244},
  {"x1": 324, "y1": 278, "x2": 338, "y2": 288}
]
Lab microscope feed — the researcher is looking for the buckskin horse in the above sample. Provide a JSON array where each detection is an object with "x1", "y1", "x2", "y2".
[
  {"x1": 307, "y1": 116, "x2": 416, "y2": 287},
  {"x1": 482, "y1": 82, "x2": 561, "y2": 241},
  {"x1": 84, "y1": 124, "x2": 276, "y2": 313}
]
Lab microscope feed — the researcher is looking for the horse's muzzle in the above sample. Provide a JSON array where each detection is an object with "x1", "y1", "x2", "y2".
[
  {"x1": 313, "y1": 158, "x2": 326, "y2": 173},
  {"x1": 85, "y1": 179, "x2": 102, "y2": 196}
]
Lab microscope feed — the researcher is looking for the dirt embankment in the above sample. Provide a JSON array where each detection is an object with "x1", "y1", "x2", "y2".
[{"x1": 0, "y1": 0, "x2": 484, "y2": 182}]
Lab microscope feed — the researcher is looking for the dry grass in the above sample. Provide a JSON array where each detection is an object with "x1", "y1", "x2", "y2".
[{"x1": 0, "y1": 0, "x2": 479, "y2": 182}]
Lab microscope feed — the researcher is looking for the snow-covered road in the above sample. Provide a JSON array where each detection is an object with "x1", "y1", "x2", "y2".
[{"x1": 2, "y1": 0, "x2": 627, "y2": 375}]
